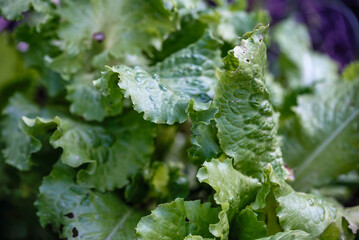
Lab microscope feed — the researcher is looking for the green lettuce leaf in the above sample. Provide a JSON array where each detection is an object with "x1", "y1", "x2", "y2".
[
  {"x1": 66, "y1": 73, "x2": 123, "y2": 121},
  {"x1": 261, "y1": 164, "x2": 343, "y2": 236},
  {"x1": 21, "y1": 111, "x2": 155, "y2": 191},
  {"x1": 36, "y1": 161, "x2": 143, "y2": 239},
  {"x1": 1, "y1": 94, "x2": 40, "y2": 170},
  {"x1": 14, "y1": 24, "x2": 66, "y2": 97},
  {"x1": 96, "y1": 32, "x2": 222, "y2": 124},
  {"x1": 188, "y1": 100, "x2": 221, "y2": 163},
  {"x1": 283, "y1": 79, "x2": 359, "y2": 191},
  {"x1": 136, "y1": 198, "x2": 220, "y2": 240},
  {"x1": 256, "y1": 230, "x2": 312, "y2": 240},
  {"x1": 0, "y1": 0, "x2": 51, "y2": 20},
  {"x1": 197, "y1": 158, "x2": 261, "y2": 238},
  {"x1": 215, "y1": 9, "x2": 269, "y2": 44},
  {"x1": 214, "y1": 25, "x2": 287, "y2": 178},
  {"x1": 54, "y1": 0, "x2": 177, "y2": 75},
  {"x1": 235, "y1": 208, "x2": 267, "y2": 239},
  {"x1": 273, "y1": 19, "x2": 338, "y2": 89},
  {"x1": 341, "y1": 206, "x2": 359, "y2": 235}
]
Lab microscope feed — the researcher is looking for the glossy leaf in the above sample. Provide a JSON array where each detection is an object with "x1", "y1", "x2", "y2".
[
  {"x1": 36, "y1": 162, "x2": 143, "y2": 240},
  {"x1": 136, "y1": 198, "x2": 220, "y2": 240},
  {"x1": 197, "y1": 158, "x2": 261, "y2": 238},
  {"x1": 214, "y1": 25, "x2": 287, "y2": 178},
  {"x1": 1, "y1": 94, "x2": 40, "y2": 170},
  {"x1": 283, "y1": 80, "x2": 359, "y2": 191},
  {"x1": 97, "y1": 32, "x2": 222, "y2": 124},
  {"x1": 21, "y1": 111, "x2": 155, "y2": 191}
]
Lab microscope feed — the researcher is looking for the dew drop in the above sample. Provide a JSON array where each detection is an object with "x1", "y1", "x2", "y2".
[
  {"x1": 159, "y1": 84, "x2": 168, "y2": 92},
  {"x1": 197, "y1": 93, "x2": 211, "y2": 103},
  {"x1": 153, "y1": 74, "x2": 159, "y2": 82},
  {"x1": 249, "y1": 94, "x2": 261, "y2": 110},
  {"x1": 259, "y1": 100, "x2": 272, "y2": 116}
]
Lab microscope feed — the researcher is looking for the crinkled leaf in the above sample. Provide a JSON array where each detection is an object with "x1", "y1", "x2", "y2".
[
  {"x1": 55, "y1": 0, "x2": 177, "y2": 75},
  {"x1": 148, "y1": 13, "x2": 207, "y2": 63},
  {"x1": 256, "y1": 230, "x2": 312, "y2": 240},
  {"x1": 283, "y1": 80, "x2": 359, "y2": 191},
  {"x1": 136, "y1": 198, "x2": 220, "y2": 240},
  {"x1": 341, "y1": 206, "x2": 359, "y2": 234},
  {"x1": 197, "y1": 158, "x2": 261, "y2": 238},
  {"x1": 263, "y1": 164, "x2": 343, "y2": 236},
  {"x1": 0, "y1": 0, "x2": 51, "y2": 20},
  {"x1": 216, "y1": 9, "x2": 269, "y2": 44},
  {"x1": 66, "y1": 73, "x2": 122, "y2": 121},
  {"x1": 98, "y1": 32, "x2": 222, "y2": 124},
  {"x1": 214, "y1": 25, "x2": 287, "y2": 178},
  {"x1": 188, "y1": 100, "x2": 221, "y2": 163},
  {"x1": 21, "y1": 111, "x2": 155, "y2": 191},
  {"x1": 235, "y1": 208, "x2": 267, "y2": 240},
  {"x1": 36, "y1": 161, "x2": 143, "y2": 239},
  {"x1": 1, "y1": 94, "x2": 40, "y2": 170}
]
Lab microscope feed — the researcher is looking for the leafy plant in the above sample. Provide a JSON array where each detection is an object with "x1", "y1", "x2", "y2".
[{"x1": 0, "y1": 0, "x2": 358, "y2": 239}]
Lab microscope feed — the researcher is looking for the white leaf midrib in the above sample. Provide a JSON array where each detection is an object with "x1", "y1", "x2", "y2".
[
  {"x1": 295, "y1": 107, "x2": 359, "y2": 177},
  {"x1": 105, "y1": 210, "x2": 132, "y2": 240}
]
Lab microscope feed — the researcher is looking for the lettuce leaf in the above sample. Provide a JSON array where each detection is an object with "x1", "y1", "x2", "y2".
[
  {"x1": 283, "y1": 79, "x2": 359, "y2": 191},
  {"x1": 96, "y1": 32, "x2": 222, "y2": 124},
  {"x1": 1, "y1": 94, "x2": 40, "y2": 170},
  {"x1": 66, "y1": 73, "x2": 122, "y2": 121},
  {"x1": 214, "y1": 25, "x2": 287, "y2": 179},
  {"x1": 197, "y1": 158, "x2": 261, "y2": 238},
  {"x1": 36, "y1": 161, "x2": 143, "y2": 239},
  {"x1": 53, "y1": 0, "x2": 177, "y2": 76},
  {"x1": 136, "y1": 198, "x2": 220, "y2": 240},
  {"x1": 21, "y1": 111, "x2": 155, "y2": 191}
]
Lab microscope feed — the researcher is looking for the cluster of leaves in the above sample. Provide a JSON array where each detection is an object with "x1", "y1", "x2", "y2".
[{"x1": 0, "y1": 0, "x2": 359, "y2": 239}]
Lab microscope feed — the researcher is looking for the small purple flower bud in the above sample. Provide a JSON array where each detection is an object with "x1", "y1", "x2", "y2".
[
  {"x1": 51, "y1": 0, "x2": 60, "y2": 5},
  {"x1": 92, "y1": 32, "x2": 105, "y2": 42},
  {"x1": 17, "y1": 41, "x2": 29, "y2": 52}
]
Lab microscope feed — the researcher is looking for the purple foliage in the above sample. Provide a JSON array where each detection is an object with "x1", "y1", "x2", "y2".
[
  {"x1": 0, "y1": 17, "x2": 10, "y2": 32},
  {"x1": 248, "y1": 0, "x2": 359, "y2": 68},
  {"x1": 296, "y1": 0, "x2": 358, "y2": 68}
]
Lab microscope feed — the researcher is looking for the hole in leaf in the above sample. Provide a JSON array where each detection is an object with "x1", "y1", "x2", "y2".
[
  {"x1": 72, "y1": 228, "x2": 79, "y2": 238},
  {"x1": 59, "y1": 224, "x2": 64, "y2": 234},
  {"x1": 185, "y1": 217, "x2": 190, "y2": 222},
  {"x1": 64, "y1": 212, "x2": 74, "y2": 218}
]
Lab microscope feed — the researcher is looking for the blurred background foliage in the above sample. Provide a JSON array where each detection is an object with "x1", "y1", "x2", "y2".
[{"x1": 0, "y1": 0, "x2": 358, "y2": 239}]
